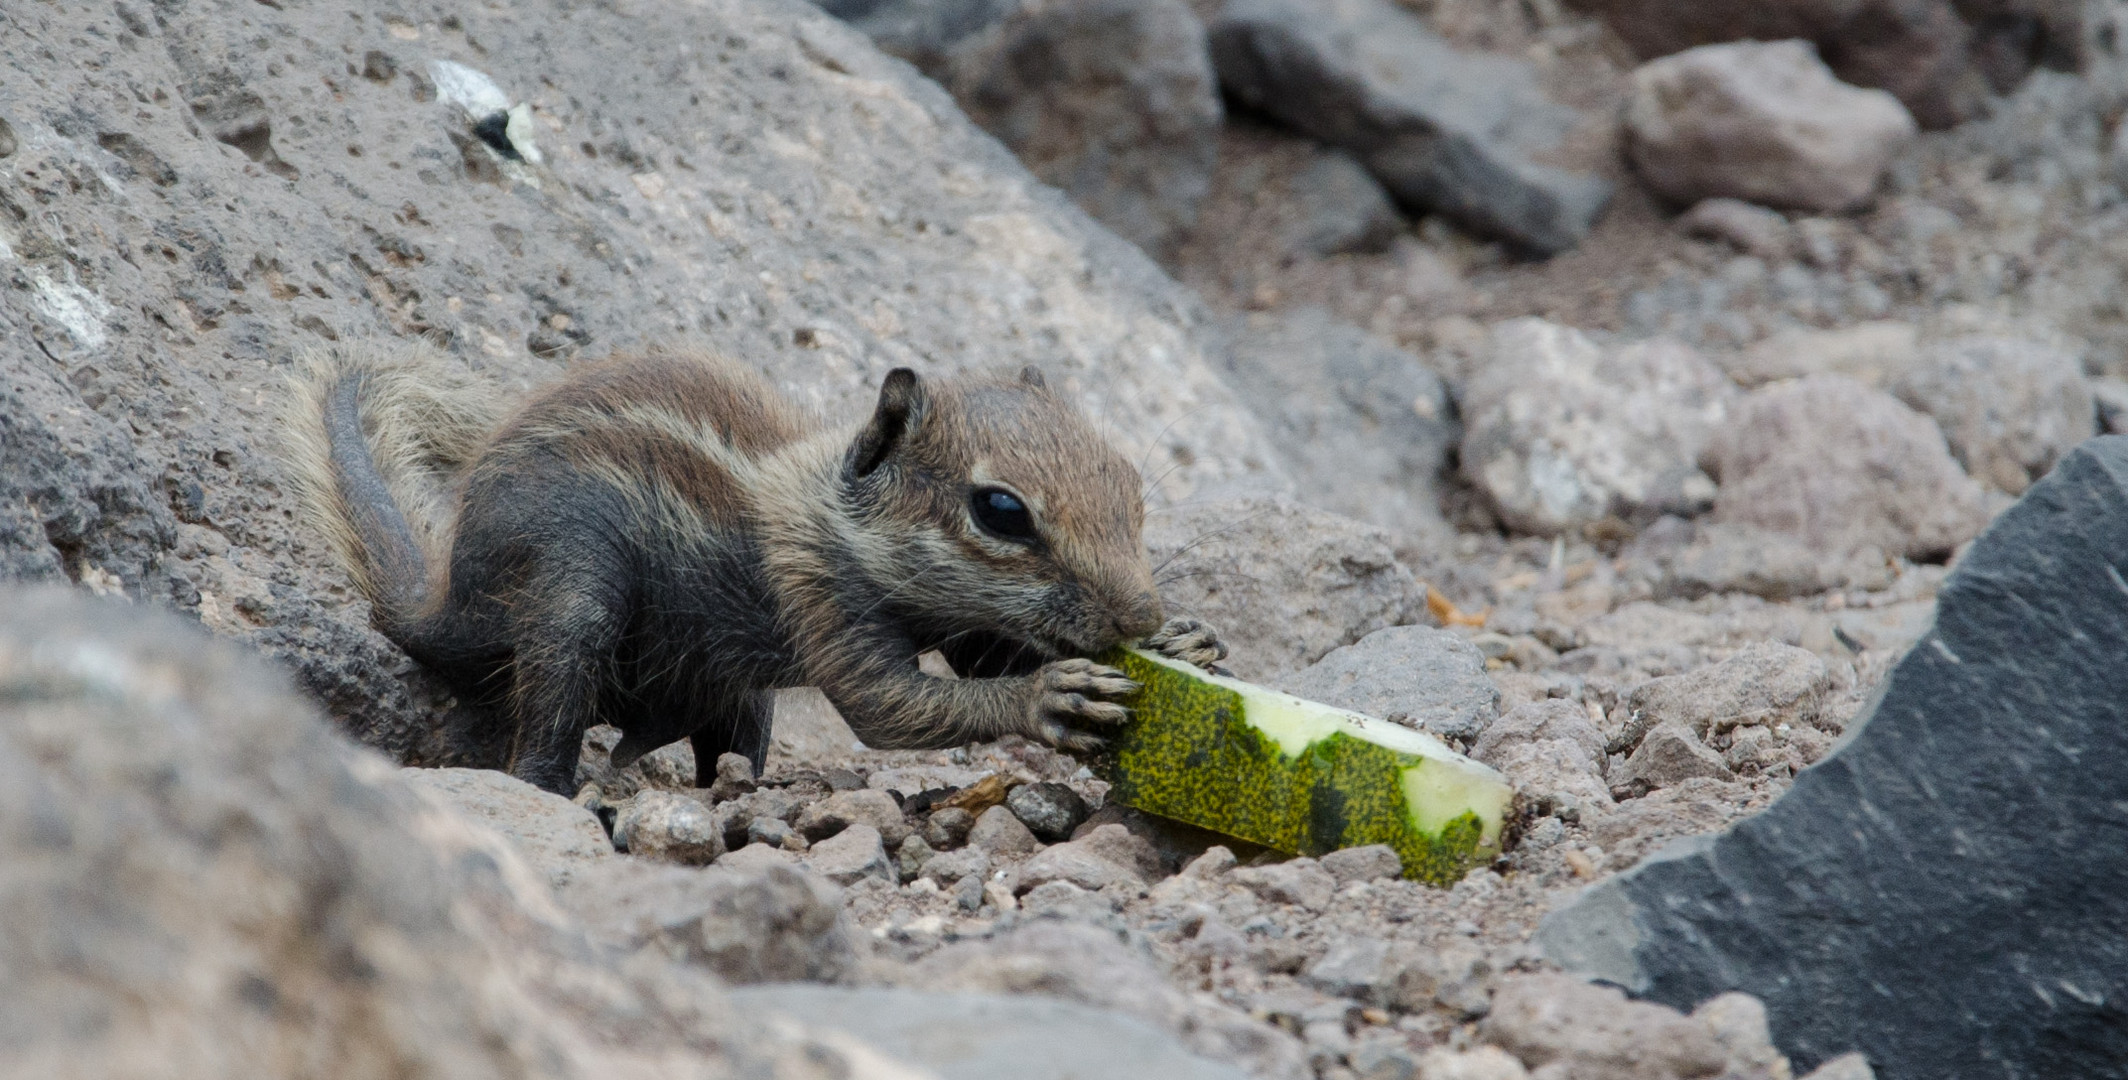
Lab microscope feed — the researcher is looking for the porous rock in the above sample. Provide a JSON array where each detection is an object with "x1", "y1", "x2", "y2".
[
  {"x1": 1413, "y1": 1046, "x2": 1530, "y2": 1080},
  {"x1": 1461, "y1": 320, "x2": 1732, "y2": 536},
  {"x1": 1540, "y1": 437, "x2": 2128, "y2": 1077},
  {"x1": 1218, "y1": 308, "x2": 1457, "y2": 542},
  {"x1": 1623, "y1": 642, "x2": 1833, "y2": 746},
  {"x1": 1724, "y1": 321, "x2": 1922, "y2": 389},
  {"x1": 797, "y1": 788, "x2": 912, "y2": 845},
  {"x1": 905, "y1": 920, "x2": 1311, "y2": 1080},
  {"x1": 1481, "y1": 973, "x2": 1730, "y2": 1080},
  {"x1": 1471, "y1": 700, "x2": 1613, "y2": 816},
  {"x1": 734, "y1": 984, "x2": 1255, "y2": 1080},
  {"x1": 1625, "y1": 40, "x2": 1919, "y2": 212},
  {"x1": 1609, "y1": 721, "x2": 1735, "y2": 798},
  {"x1": 1889, "y1": 336, "x2": 2095, "y2": 494},
  {"x1": 615, "y1": 791, "x2": 725, "y2": 866},
  {"x1": 804, "y1": 823, "x2": 897, "y2": 886},
  {"x1": 925, "y1": 805, "x2": 978, "y2": 849},
  {"x1": 1145, "y1": 496, "x2": 1424, "y2": 676},
  {"x1": 0, "y1": 585, "x2": 889, "y2": 1077},
  {"x1": 920, "y1": 846, "x2": 993, "y2": 885},
  {"x1": 1007, "y1": 781, "x2": 1091, "y2": 842},
  {"x1": 1017, "y1": 839, "x2": 1144, "y2": 894},
  {"x1": 1228, "y1": 858, "x2": 1337, "y2": 911},
  {"x1": 1279, "y1": 625, "x2": 1498, "y2": 743},
  {"x1": 0, "y1": 0, "x2": 1278, "y2": 768},
  {"x1": 1705, "y1": 375, "x2": 1990, "y2": 560},
  {"x1": 943, "y1": 0, "x2": 1223, "y2": 258},
  {"x1": 970, "y1": 803, "x2": 1043, "y2": 856},
  {"x1": 561, "y1": 859, "x2": 854, "y2": 983},
  {"x1": 1318, "y1": 844, "x2": 1404, "y2": 884},
  {"x1": 1208, "y1": 0, "x2": 1611, "y2": 254},
  {"x1": 401, "y1": 767, "x2": 614, "y2": 890}
]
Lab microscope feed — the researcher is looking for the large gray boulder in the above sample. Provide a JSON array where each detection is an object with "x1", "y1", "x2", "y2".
[
  {"x1": 1540, "y1": 436, "x2": 2128, "y2": 1078},
  {"x1": 1206, "y1": 0, "x2": 1611, "y2": 255},
  {"x1": 943, "y1": 0, "x2": 1224, "y2": 258},
  {"x1": 0, "y1": 585, "x2": 898, "y2": 1078},
  {"x1": 1218, "y1": 307, "x2": 1456, "y2": 541},
  {"x1": 0, "y1": 0, "x2": 1278, "y2": 761}
]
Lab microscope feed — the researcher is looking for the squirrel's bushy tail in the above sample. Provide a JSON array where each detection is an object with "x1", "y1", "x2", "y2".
[{"x1": 281, "y1": 339, "x2": 501, "y2": 633}]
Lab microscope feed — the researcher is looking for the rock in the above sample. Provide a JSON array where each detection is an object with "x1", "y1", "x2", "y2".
[
  {"x1": 1677, "y1": 198, "x2": 1794, "y2": 260},
  {"x1": 970, "y1": 803, "x2": 1043, "y2": 856},
  {"x1": 719, "y1": 842, "x2": 802, "y2": 873},
  {"x1": 1145, "y1": 496, "x2": 1424, "y2": 676},
  {"x1": 1012, "y1": 824, "x2": 1149, "y2": 892},
  {"x1": 1481, "y1": 973, "x2": 1730, "y2": 1080},
  {"x1": 1414, "y1": 1046, "x2": 1530, "y2": 1080},
  {"x1": 1724, "y1": 321, "x2": 1922, "y2": 389},
  {"x1": 1318, "y1": 844, "x2": 1404, "y2": 884},
  {"x1": 1207, "y1": 0, "x2": 1611, "y2": 254},
  {"x1": 1800, "y1": 1053, "x2": 1877, "y2": 1080},
  {"x1": 925, "y1": 806, "x2": 978, "y2": 849},
  {"x1": 1284, "y1": 150, "x2": 1404, "y2": 258},
  {"x1": 1889, "y1": 336, "x2": 2096, "y2": 494},
  {"x1": 1693, "y1": 993, "x2": 1791, "y2": 1080},
  {"x1": 796, "y1": 788, "x2": 911, "y2": 845},
  {"x1": 1070, "y1": 821, "x2": 1167, "y2": 880},
  {"x1": 1622, "y1": 643, "x2": 1834, "y2": 748},
  {"x1": 906, "y1": 920, "x2": 1311, "y2": 1080},
  {"x1": 1278, "y1": 625, "x2": 1498, "y2": 743},
  {"x1": 920, "y1": 846, "x2": 994, "y2": 885},
  {"x1": 815, "y1": 0, "x2": 1026, "y2": 69},
  {"x1": 1347, "y1": 1039, "x2": 1423, "y2": 1080},
  {"x1": 749, "y1": 815, "x2": 803, "y2": 850},
  {"x1": 707, "y1": 752, "x2": 758, "y2": 801},
  {"x1": 1624, "y1": 41, "x2": 1919, "y2": 212},
  {"x1": 733, "y1": 985, "x2": 1254, "y2": 1080},
  {"x1": 897, "y1": 834, "x2": 937, "y2": 882},
  {"x1": 614, "y1": 791, "x2": 725, "y2": 865},
  {"x1": 1540, "y1": 437, "x2": 2128, "y2": 1077},
  {"x1": 769, "y1": 689, "x2": 865, "y2": 767},
  {"x1": 1461, "y1": 320, "x2": 1732, "y2": 536},
  {"x1": 1, "y1": 0, "x2": 1280, "y2": 770},
  {"x1": 1610, "y1": 721, "x2": 1735, "y2": 798},
  {"x1": 1007, "y1": 781, "x2": 1091, "y2": 841},
  {"x1": 1218, "y1": 308, "x2": 1456, "y2": 541},
  {"x1": 2091, "y1": 377, "x2": 2128, "y2": 435},
  {"x1": 1471, "y1": 700, "x2": 1613, "y2": 817},
  {"x1": 942, "y1": 0, "x2": 1223, "y2": 258},
  {"x1": 1569, "y1": 0, "x2": 2077, "y2": 129},
  {"x1": 1647, "y1": 521, "x2": 1871, "y2": 600},
  {"x1": 1228, "y1": 858, "x2": 1336, "y2": 911},
  {"x1": 1705, "y1": 375, "x2": 1991, "y2": 560},
  {"x1": 804, "y1": 823, "x2": 896, "y2": 886},
  {"x1": 1302, "y1": 937, "x2": 1411, "y2": 1006},
  {"x1": 0, "y1": 585, "x2": 888, "y2": 1077},
  {"x1": 560, "y1": 860, "x2": 854, "y2": 983},
  {"x1": 401, "y1": 767, "x2": 614, "y2": 890}
]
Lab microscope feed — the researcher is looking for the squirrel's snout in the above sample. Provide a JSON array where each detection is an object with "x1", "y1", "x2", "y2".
[{"x1": 1114, "y1": 591, "x2": 1163, "y2": 641}]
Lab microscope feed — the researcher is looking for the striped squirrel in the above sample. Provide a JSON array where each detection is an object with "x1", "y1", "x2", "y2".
[{"x1": 284, "y1": 341, "x2": 1227, "y2": 793}]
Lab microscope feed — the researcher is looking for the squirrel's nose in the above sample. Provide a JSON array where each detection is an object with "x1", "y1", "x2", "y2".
[{"x1": 1115, "y1": 591, "x2": 1163, "y2": 640}]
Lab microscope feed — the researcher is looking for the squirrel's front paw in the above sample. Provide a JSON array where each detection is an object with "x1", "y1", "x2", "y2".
[
  {"x1": 1027, "y1": 657, "x2": 1137, "y2": 751},
  {"x1": 1145, "y1": 616, "x2": 1230, "y2": 673}
]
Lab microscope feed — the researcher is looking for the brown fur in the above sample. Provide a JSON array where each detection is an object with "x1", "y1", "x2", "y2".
[{"x1": 283, "y1": 343, "x2": 1167, "y2": 793}]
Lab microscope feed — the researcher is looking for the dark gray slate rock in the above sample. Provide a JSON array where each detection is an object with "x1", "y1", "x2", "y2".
[
  {"x1": 1207, "y1": 0, "x2": 1611, "y2": 254},
  {"x1": 1539, "y1": 435, "x2": 2128, "y2": 1078}
]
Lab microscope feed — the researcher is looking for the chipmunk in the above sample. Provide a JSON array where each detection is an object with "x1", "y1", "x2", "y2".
[{"x1": 283, "y1": 341, "x2": 1227, "y2": 794}]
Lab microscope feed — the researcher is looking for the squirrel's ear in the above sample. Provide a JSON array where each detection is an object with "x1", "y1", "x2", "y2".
[
  {"x1": 849, "y1": 367, "x2": 928, "y2": 479},
  {"x1": 1018, "y1": 365, "x2": 1047, "y2": 389}
]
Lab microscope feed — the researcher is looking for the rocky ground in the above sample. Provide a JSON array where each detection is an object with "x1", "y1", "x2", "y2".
[{"x1": 6, "y1": 0, "x2": 2124, "y2": 1075}]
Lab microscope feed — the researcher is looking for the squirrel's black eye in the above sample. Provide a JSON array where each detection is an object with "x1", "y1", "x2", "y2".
[{"x1": 971, "y1": 487, "x2": 1037, "y2": 542}]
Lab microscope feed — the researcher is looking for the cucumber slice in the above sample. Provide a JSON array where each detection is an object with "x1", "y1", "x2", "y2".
[{"x1": 1096, "y1": 647, "x2": 1514, "y2": 885}]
